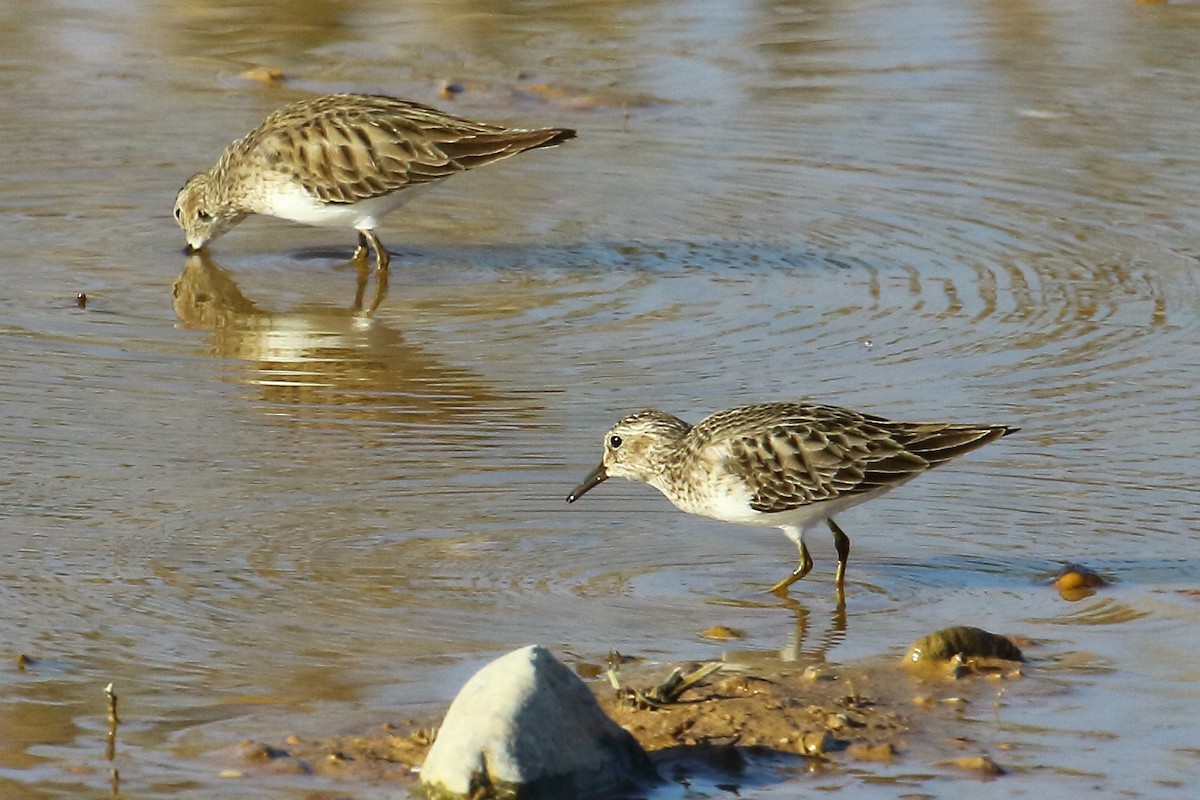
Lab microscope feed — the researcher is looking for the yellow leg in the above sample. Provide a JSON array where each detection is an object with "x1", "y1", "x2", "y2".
[
  {"x1": 352, "y1": 231, "x2": 371, "y2": 265},
  {"x1": 829, "y1": 518, "x2": 851, "y2": 589},
  {"x1": 770, "y1": 540, "x2": 813, "y2": 596},
  {"x1": 362, "y1": 229, "x2": 390, "y2": 271}
]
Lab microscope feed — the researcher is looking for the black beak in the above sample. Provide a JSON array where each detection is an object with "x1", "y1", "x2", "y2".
[{"x1": 566, "y1": 463, "x2": 608, "y2": 503}]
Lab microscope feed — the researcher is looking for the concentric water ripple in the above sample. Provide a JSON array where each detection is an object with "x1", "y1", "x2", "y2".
[{"x1": 2, "y1": 0, "x2": 1200, "y2": 798}]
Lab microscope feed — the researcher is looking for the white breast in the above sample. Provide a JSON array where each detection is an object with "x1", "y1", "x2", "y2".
[{"x1": 255, "y1": 184, "x2": 430, "y2": 230}]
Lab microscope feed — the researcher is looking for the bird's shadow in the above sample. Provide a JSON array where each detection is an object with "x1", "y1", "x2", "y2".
[
  {"x1": 648, "y1": 740, "x2": 813, "y2": 796},
  {"x1": 193, "y1": 234, "x2": 873, "y2": 321},
  {"x1": 273, "y1": 235, "x2": 868, "y2": 277}
]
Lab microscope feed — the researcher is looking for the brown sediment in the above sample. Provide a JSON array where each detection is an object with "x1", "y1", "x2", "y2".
[{"x1": 231, "y1": 651, "x2": 1024, "y2": 789}]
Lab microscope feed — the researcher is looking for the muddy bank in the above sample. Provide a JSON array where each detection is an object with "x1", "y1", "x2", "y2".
[{"x1": 225, "y1": 642, "x2": 1026, "y2": 794}]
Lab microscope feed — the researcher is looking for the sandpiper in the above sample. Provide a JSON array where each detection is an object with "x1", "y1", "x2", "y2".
[
  {"x1": 173, "y1": 93, "x2": 575, "y2": 274},
  {"x1": 567, "y1": 401, "x2": 1016, "y2": 594}
]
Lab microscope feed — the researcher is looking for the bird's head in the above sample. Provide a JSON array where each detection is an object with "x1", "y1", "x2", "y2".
[
  {"x1": 567, "y1": 409, "x2": 691, "y2": 502},
  {"x1": 173, "y1": 171, "x2": 243, "y2": 251}
]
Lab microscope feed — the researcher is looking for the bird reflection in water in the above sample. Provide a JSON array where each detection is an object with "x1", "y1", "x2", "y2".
[{"x1": 172, "y1": 251, "x2": 523, "y2": 428}]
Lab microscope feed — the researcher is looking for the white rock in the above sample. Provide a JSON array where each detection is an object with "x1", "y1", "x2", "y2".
[{"x1": 420, "y1": 645, "x2": 657, "y2": 799}]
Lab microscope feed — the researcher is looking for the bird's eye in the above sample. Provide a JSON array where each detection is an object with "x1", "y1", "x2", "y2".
[
  {"x1": 173, "y1": 208, "x2": 182, "y2": 220},
  {"x1": 608, "y1": 435, "x2": 623, "y2": 449},
  {"x1": 197, "y1": 210, "x2": 212, "y2": 222}
]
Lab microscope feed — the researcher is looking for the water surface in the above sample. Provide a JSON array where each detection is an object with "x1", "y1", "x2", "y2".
[{"x1": 2, "y1": 0, "x2": 1200, "y2": 797}]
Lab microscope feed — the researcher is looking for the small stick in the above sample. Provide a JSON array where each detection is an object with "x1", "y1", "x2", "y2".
[
  {"x1": 105, "y1": 683, "x2": 119, "y2": 763},
  {"x1": 106, "y1": 683, "x2": 119, "y2": 725},
  {"x1": 105, "y1": 683, "x2": 121, "y2": 796}
]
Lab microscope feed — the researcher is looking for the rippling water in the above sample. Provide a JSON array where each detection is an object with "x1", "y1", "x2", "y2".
[{"x1": 2, "y1": 0, "x2": 1200, "y2": 797}]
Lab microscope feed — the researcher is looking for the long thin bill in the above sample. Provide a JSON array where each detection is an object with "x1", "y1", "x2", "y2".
[{"x1": 566, "y1": 463, "x2": 608, "y2": 503}]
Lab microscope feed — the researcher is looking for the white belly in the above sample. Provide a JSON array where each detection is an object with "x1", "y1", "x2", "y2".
[
  {"x1": 256, "y1": 184, "x2": 430, "y2": 230},
  {"x1": 670, "y1": 478, "x2": 906, "y2": 532}
]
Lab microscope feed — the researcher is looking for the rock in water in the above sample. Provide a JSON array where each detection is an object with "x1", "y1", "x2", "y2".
[
  {"x1": 905, "y1": 626, "x2": 1025, "y2": 664},
  {"x1": 420, "y1": 645, "x2": 658, "y2": 799}
]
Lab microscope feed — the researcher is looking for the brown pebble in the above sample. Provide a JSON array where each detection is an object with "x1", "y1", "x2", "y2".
[
  {"x1": 799, "y1": 730, "x2": 835, "y2": 755},
  {"x1": 438, "y1": 81, "x2": 464, "y2": 100},
  {"x1": 75, "y1": 292, "x2": 87, "y2": 308},
  {"x1": 946, "y1": 755, "x2": 1005, "y2": 776},
  {"x1": 701, "y1": 625, "x2": 744, "y2": 642},
  {"x1": 240, "y1": 742, "x2": 289, "y2": 762},
  {"x1": 802, "y1": 665, "x2": 836, "y2": 681},
  {"x1": 574, "y1": 661, "x2": 604, "y2": 679},
  {"x1": 715, "y1": 676, "x2": 751, "y2": 694},
  {"x1": 240, "y1": 67, "x2": 284, "y2": 86},
  {"x1": 827, "y1": 712, "x2": 864, "y2": 730},
  {"x1": 1054, "y1": 564, "x2": 1106, "y2": 600},
  {"x1": 847, "y1": 742, "x2": 896, "y2": 762}
]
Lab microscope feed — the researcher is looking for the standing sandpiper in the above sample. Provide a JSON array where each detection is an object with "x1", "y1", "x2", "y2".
[
  {"x1": 173, "y1": 93, "x2": 575, "y2": 308},
  {"x1": 567, "y1": 401, "x2": 1016, "y2": 595}
]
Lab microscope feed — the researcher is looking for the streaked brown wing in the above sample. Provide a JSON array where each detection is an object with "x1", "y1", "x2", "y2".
[
  {"x1": 884, "y1": 422, "x2": 1016, "y2": 468},
  {"x1": 726, "y1": 422, "x2": 928, "y2": 514},
  {"x1": 249, "y1": 95, "x2": 571, "y2": 204}
]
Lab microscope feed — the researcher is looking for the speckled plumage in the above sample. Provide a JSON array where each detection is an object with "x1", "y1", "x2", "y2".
[
  {"x1": 567, "y1": 402, "x2": 1016, "y2": 594},
  {"x1": 173, "y1": 93, "x2": 575, "y2": 270}
]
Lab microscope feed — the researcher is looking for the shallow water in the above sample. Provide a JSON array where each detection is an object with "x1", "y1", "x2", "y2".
[{"x1": 2, "y1": 0, "x2": 1200, "y2": 797}]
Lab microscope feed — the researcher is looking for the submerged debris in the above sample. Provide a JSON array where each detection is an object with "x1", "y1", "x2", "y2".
[
  {"x1": 619, "y1": 662, "x2": 725, "y2": 709},
  {"x1": 904, "y1": 626, "x2": 1025, "y2": 671}
]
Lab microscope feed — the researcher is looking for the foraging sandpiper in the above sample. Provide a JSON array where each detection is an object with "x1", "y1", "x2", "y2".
[
  {"x1": 567, "y1": 401, "x2": 1016, "y2": 594},
  {"x1": 174, "y1": 93, "x2": 575, "y2": 305}
]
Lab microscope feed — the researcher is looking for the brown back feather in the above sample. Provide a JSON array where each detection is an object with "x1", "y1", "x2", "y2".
[{"x1": 238, "y1": 94, "x2": 574, "y2": 204}]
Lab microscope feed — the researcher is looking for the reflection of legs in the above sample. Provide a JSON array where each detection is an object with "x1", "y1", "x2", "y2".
[
  {"x1": 829, "y1": 517, "x2": 851, "y2": 589},
  {"x1": 352, "y1": 232, "x2": 370, "y2": 311},
  {"x1": 368, "y1": 264, "x2": 389, "y2": 315},
  {"x1": 770, "y1": 525, "x2": 813, "y2": 596},
  {"x1": 351, "y1": 230, "x2": 391, "y2": 314},
  {"x1": 777, "y1": 584, "x2": 848, "y2": 662}
]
